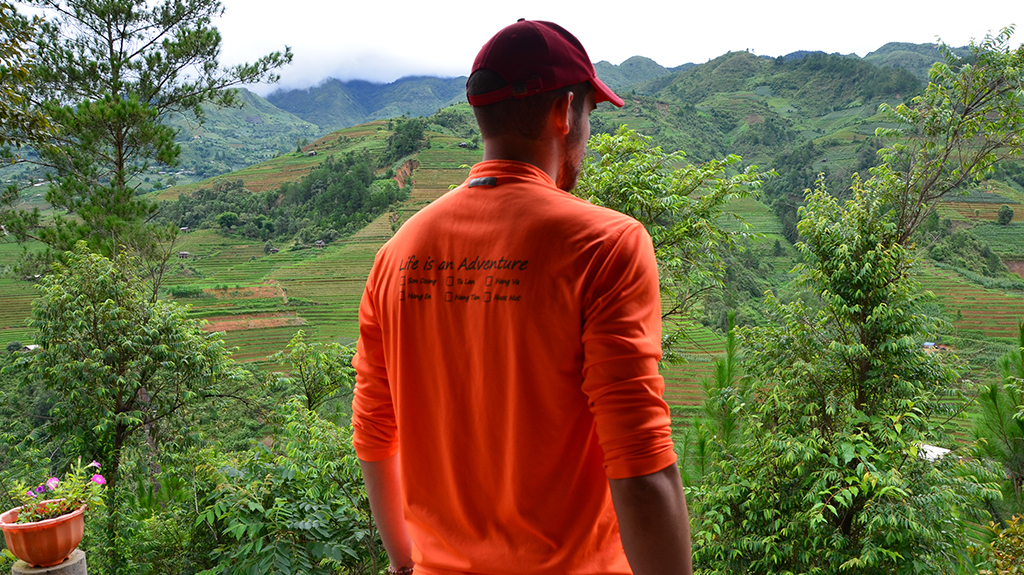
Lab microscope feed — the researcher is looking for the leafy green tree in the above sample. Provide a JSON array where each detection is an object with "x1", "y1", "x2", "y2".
[
  {"x1": 576, "y1": 126, "x2": 769, "y2": 359},
  {"x1": 9, "y1": 242, "x2": 239, "y2": 572},
  {"x1": 202, "y1": 398, "x2": 384, "y2": 575},
  {"x1": 693, "y1": 177, "x2": 999, "y2": 574},
  {"x1": 216, "y1": 211, "x2": 240, "y2": 230},
  {"x1": 2, "y1": 0, "x2": 291, "y2": 262},
  {"x1": 379, "y1": 117, "x2": 425, "y2": 167},
  {"x1": 998, "y1": 204, "x2": 1014, "y2": 225},
  {"x1": 691, "y1": 30, "x2": 1024, "y2": 572},
  {"x1": 876, "y1": 27, "x2": 1024, "y2": 242},
  {"x1": 270, "y1": 330, "x2": 355, "y2": 414}
]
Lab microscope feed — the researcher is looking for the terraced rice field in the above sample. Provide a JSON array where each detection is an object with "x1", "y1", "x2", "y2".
[
  {"x1": 918, "y1": 262, "x2": 1024, "y2": 342},
  {"x1": 719, "y1": 195, "x2": 784, "y2": 236},
  {"x1": 969, "y1": 222, "x2": 1024, "y2": 258},
  {"x1": 0, "y1": 278, "x2": 38, "y2": 345}
]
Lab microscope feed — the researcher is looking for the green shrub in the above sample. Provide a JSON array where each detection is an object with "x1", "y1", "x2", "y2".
[
  {"x1": 200, "y1": 399, "x2": 384, "y2": 575},
  {"x1": 977, "y1": 515, "x2": 1024, "y2": 575},
  {"x1": 998, "y1": 204, "x2": 1015, "y2": 225}
]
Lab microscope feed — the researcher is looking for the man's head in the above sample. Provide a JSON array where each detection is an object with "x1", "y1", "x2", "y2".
[{"x1": 467, "y1": 20, "x2": 622, "y2": 190}]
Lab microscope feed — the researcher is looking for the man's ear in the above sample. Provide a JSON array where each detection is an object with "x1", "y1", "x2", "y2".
[{"x1": 550, "y1": 91, "x2": 574, "y2": 136}]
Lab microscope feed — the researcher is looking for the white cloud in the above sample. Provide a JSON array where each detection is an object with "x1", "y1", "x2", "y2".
[{"x1": 214, "y1": 0, "x2": 1022, "y2": 95}]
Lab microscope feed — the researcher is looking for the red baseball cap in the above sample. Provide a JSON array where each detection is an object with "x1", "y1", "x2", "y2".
[{"x1": 467, "y1": 19, "x2": 624, "y2": 108}]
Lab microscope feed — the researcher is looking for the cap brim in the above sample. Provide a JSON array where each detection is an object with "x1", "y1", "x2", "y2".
[{"x1": 591, "y1": 76, "x2": 624, "y2": 107}]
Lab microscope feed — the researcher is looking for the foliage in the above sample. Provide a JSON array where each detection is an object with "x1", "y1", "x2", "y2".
[
  {"x1": 698, "y1": 314, "x2": 749, "y2": 452},
  {"x1": 0, "y1": 1, "x2": 54, "y2": 250},
  {"x1": 998, "y1": 204, "x2": 1014, "y2": 225},
  {"x1": 270, "y1": 330, "x2": 355, "y2": 414},
  {"x1": 876, "y1": 27, "x2": 1024, "y2": 243},
  {"x1": 926, "y1": 228, "x2": 1007, "y2": 278},
  {"x1": 1, "y1": 0, "x2": 291, "y2": 263},
  {"x1": 576, "y1": 126, "x2": 769, "y2": 359},
  {"x1": 972, "y1": 320, "x2": 1024, "y2": 518},
  {"x1": 0, "y1": 1, "x2": 52, "y2": 152},
  {"x1": 379, "y1": 117, "x2": 426, "y2": 167},
  {"x1": 111, "y1": 445, "x2": 224, "y2": 575},
  {"x1": 217, "y1": 211, "x2": 241, "y2": 230},
  {"x1": 163, "y1": 153, "x2": 407, "y2": 241},
  {"x1": 692, "y1": 176, "x2": 999, "y2": 574},
  {"x1": 200, "y1": 398, "x2": 384, "y2": 575},
  {"x1": 6, "y1": 459, "x2": 104, "y2": 523},
  {"x1": 679, "y1": 314, "x2": 750, "y2": 486},
  {"x1": 428, "y1": 105, "x2": 478, "y2": 139},
  {"x1": 977, "y1": 514, "x2": 1024, "y2": 575},
  {"x1": 6, "y1": 242, "x2": 239, "y2": 571}
]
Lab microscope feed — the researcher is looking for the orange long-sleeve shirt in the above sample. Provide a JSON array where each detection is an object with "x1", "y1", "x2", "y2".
[{"x1": 352, "y1": 160, "x2": 676, "y2": 574}]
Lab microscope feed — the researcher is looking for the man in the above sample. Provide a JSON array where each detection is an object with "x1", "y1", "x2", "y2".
[{"x1": 352, "y1": 19, "x2": 691, "y2": 575}]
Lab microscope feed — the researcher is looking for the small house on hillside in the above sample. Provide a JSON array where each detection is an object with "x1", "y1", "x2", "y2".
[
  {"x1": 267, "y1": 247, "x2": 280, "y2": 254},
  {"x1": 306, "y1": 150, "x2": 318, "y2": 156},
  {"x1": 179, "y1": 226, "x2": 190, "y2": 233},
  {"x1": 314, "y1": 240, "x2": 326, "y2": 249},
  {"x1": 177, "y1": 251, "x2": 191, "y2": 259}
]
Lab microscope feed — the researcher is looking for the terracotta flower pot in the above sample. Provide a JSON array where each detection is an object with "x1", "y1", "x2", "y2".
[{"x1": 0, "y1": 501, "x2": 86, "y2": 568}]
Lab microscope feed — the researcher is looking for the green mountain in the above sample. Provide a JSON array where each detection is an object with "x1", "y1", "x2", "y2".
[
  {"x1": 266, "y1": 76, "x2": 467, "y2": 132},
  {"x1": 594, "y1": 56, "x2": 680, "y2": 89},
  {"x1": 594, "y1": 49, "x2": 920, "y2": 167},
  {"x1": 139, "y1": 42, "x2": 959, "y2": 193},
  {"x1": 166, "y1": 88, "x2": 322, "y2": 180},
  {"x1": 863, "y1": 42, "x2": 970, "y2": 82},
  {"x1": 265, "y1": 58, "x2": 690, "y2": 133}
]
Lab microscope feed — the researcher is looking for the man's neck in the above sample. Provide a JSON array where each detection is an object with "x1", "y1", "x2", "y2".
[{"x1": 482, "y1": 137, "x2": 561, "y2": 184}]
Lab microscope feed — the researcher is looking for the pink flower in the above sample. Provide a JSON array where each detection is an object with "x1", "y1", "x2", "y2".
[
  {"x1": 90, "y1": 474, "x2": 106, "y2": 485},
  {"x1": 46, "y1": 477, "x2": 59, "y2": 490},
  {"x1": 87, "y1": 461, "x2": 100, "y2": 469},
  {"x1": 33, "y1": 485, "x2": 46, "y2": 495},
  {"x1": 26, "y1": 490, "x2": 36, "y2": 498}
]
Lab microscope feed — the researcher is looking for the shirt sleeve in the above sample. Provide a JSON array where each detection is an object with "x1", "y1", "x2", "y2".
[
  {"x1": 580, "y1": 222, "x2": 677, "y2": 480},
  {"x1": 351, "y1": 266, "x2": 400, "y2": 462}
]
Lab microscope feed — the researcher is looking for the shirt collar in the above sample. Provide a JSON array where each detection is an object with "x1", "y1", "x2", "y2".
[{"x1": 467, "y1": 160, "x2": 557, "y2": 189}]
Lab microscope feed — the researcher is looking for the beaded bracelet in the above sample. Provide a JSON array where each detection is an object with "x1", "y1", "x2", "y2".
[{"x1": 387, "y1": 566, "x2": 414, "y2": 575}]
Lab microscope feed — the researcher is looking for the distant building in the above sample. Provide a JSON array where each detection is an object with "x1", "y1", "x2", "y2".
[
  {"x1": 179, "y1": 226, "x2": 190, "y2": 233},
  {"x1": 268, "y1": 247, "x2": 280, "y2": 254},
  {"x1": 314, "y1": 240, "x2": 326, "y2": 248},
  {"x1": 177, "y1": 251, "x2": 191, "y2": 259},
  {"x1": 306, "y1": 150, "x2": 318, "y2": 156}
]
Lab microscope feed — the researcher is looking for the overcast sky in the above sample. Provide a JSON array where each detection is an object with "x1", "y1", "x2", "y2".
[{"x1": 212, "y1": 1, "x2": 1021, "y2": 96}]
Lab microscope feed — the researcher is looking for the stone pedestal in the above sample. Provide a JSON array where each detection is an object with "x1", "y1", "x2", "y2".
[{"x1": 10, "y1": 549, "x2": 86, "y2": 575}]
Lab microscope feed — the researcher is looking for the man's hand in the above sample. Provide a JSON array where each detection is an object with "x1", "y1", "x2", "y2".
[
  {"x1": 360, "y1": 454, "x2": 415, "y2": 570},
  {"x1": 609, "y1": 463, "x2": 692, "y2": 575}
]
